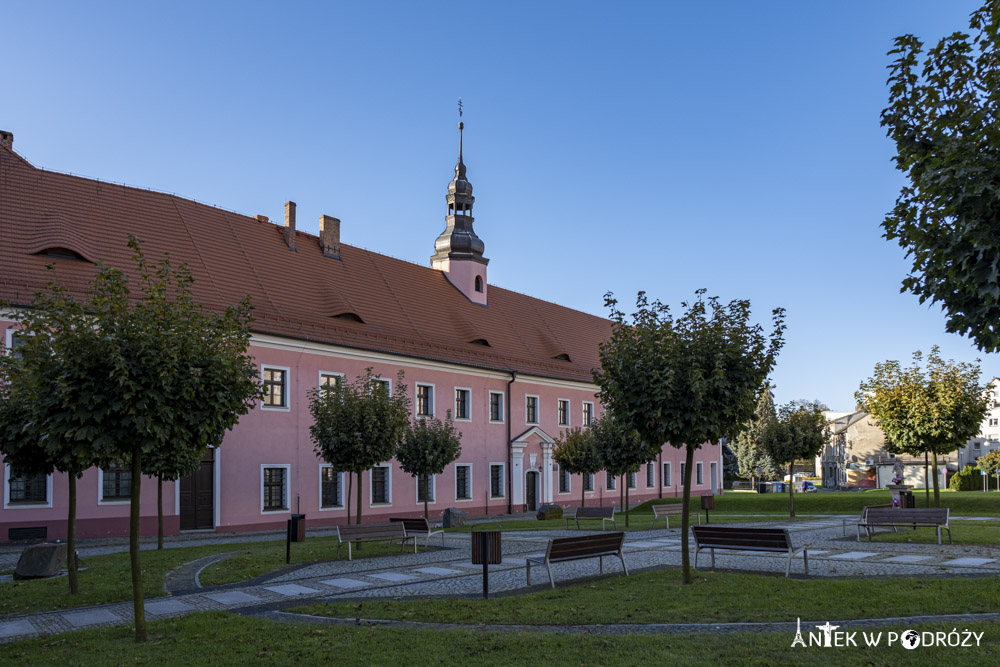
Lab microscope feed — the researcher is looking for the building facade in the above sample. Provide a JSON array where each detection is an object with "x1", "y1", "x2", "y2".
[
  {"x1": 955, "y1": 378, "x2": 1000, "y2": 471},
  {"x1": 0, "y1": 128, "x2": 722, "y2": 542}
]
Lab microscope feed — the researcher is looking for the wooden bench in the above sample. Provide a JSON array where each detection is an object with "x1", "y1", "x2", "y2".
[
  {"x1": 857, "y1": 507, "x2": 951, "y2": 545},
  {"x1": 390, "y1": 517, "x2": 445, "y2": 547},
  {"x1": 336, "y1": 522, "x2": 416, "y2": 560},
  {"x1": 652, "y1": 502, "x2": 701, "y2": 529},
  {"x1": 692, "y1": 525, "x2": 809, "y2": 577},
  {"x1": 526, "y1": 532, "x2": 629, "y2": 589},
  {"x1": 565, "y1": 506, "x2": 617, "y2": 530}
]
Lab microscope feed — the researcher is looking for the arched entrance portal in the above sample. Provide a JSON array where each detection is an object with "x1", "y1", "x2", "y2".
[{"x1": 525, "y1": 471, "x2": 539, "y2": 511}]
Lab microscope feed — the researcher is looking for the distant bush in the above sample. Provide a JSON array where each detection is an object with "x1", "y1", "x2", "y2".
[{"x1": 949, "y1": 466, "x2": 998, "y2": 491}]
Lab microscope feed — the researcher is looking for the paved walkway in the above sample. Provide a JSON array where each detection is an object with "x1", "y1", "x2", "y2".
[{"x1": 2, "y1": 516, "x2": 999, "y2": 644}]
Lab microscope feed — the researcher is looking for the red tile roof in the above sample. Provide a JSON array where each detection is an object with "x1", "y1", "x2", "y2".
[{"x1": 0, "y1": 144, "x2": 612, "y2": 383}]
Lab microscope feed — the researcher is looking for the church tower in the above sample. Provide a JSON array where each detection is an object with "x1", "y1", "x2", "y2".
[{"x1": 431, "y1": 119, "x2": 488, "y2": 305}]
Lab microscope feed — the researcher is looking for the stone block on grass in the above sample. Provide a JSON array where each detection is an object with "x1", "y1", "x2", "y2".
[
  {"x1": 537, "y1": 504, "x2": 563, "y2": 521},
  {"x1": 443, "y1": 507, "x2": 468, "y2": 528},
  {"x1": 14, "y1": 542, "x2": 67, "y2": 580}
]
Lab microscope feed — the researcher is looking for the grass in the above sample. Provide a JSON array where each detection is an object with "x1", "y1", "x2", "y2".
[
  {"x1": 866, "y1": 520, "x2": 1000, "y2": 546},
  {"x1": 453, "y1": 513, "x2": 797, "y2": 533},
  {"x1": 3, "y1": 612, "x2": 997, "y2": 666},
  {"x1": 1, "y1": 536, "x2": 427, "y2": 617},
  {"x1": 292, "y1": 568, "x2": 1000, "y2": 625}
]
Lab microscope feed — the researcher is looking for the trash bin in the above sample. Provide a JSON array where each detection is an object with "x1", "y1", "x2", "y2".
[
  {"x1": 700, "y1": 495, "x2": 715, "y2": 510},
  {"x1": 757, "y1": 482, "x2": 768, "y2": 494},
  {"x1": 471, "y1": 530, "x2": 502, "y2": 565},
  {"x1": 288, "y1": 514, "x2": 306, "y2": 542},
  {"x1": 899, "y1": 491, "x2": 915, "y2": 508},
  {"x1": 773, "y1": 482, "x2": 783, "y2": 493}
]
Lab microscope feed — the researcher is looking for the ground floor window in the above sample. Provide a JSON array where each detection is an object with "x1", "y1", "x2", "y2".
[
  {"x1": 559, "y1": 468, "x2": 571, "y2": 494},
  {"x1": 371, "y1": 465, "x2": 391, "y2": 504},
  {"x1": 5, "y1": 466, "x2": 48, "y2": 506},
  {"x1": 455, "y1": 464, "x2": 472, "y2": 500},
  {"x1": 646, "y1": 462, "x2": 655, "y2": 488},
  {"x1": 606, "y1": 473, "x2": 616, "y2": 491},
  {"x1": 490, "y1": 464, "x2": 505, "y2": 498},
  {"x1": 628, "y1": 471, "x2": 637, "y2": 489},
  {"x1": 417, "y1": 474, "x2": 436, "y2": 503},
  {"x1": 101, "y1": 466, "x2": 132, "y2": 502},
  {"x1": 663, "y1": 462, "x2": 672, "y2": 487},
  {"x1": 584, "y1": 472, "x2": 594, "y2": 492},
  {"x1": 262, "y1": 466, "x2": 289, "y2": 512},
  {"x1": 320, "y1": 467, "x2": 342, "y2": 508},
  {"x1": 696, "y1": 462, "x2": 704, "y2": 485}
]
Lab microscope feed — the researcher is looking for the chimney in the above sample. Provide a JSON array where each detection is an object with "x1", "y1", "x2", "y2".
[
  {"x1": 0, "y1": 131, "x2": 12, "y2": 150},
  {"x1": 319, "y1": 215, "x2": 341, "y2": 259},
  {"x1": 255, "y1": 214, "x2": 270, "y2": 223},
  {"x1": 283, "y1": 201, "x2": 296, "y2": 252}
]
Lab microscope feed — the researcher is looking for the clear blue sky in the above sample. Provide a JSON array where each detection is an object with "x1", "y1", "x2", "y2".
[{"x1": 3, "y1": 0, "x2": 993, "y2": 410}]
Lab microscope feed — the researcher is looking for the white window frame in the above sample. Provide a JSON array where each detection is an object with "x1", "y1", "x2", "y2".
[
  {"x1": 525, "y1": 395, "x2": 540, "y2": 425},
  {"x1": 696, "y1": 461, "x2": 704, "y2": 485},
  {"x1": 488, "y1": 391, "x2": 505, "y2": 424},
  {"x1": 646, "y1": 462, "x2": 655, "y2": 488},
  {"x1": 557, "y1": 398, "x2": 570, "y2": 427},
  {"x1": 369, "y1": 464, "x2": 392, "y2": 506},
  {"x1": 663, "y1": 462, "x2": 672, "y2": 487},
  {"x1": 3, "y1": 463, "x2": 53, "y2": 509},
  {"x1": 558, "y1": 467, "x2": 572, "y2": 495},
  {"x1": 98, "y1": 466, "x2": 132, "y2": 506},
  {"x1": 584, "y1": 472, "x2": 595, "y2": 492},
  {"x1": 318, "y1": 371, "x2": 344, "y2": 391},
  {"x1": 454, "y1": 463, "x2": 473, "y2": 501},
  {"x1": 628, "y1": 471, "x2": 637, "y2": 489},
  {"x1": 415, "y1": 473, "x2": 437, "y2": 505},
  {"x1": 606, "y1": 473, "x2": 616, "y2": 490},
  {"x1": 453, "y1": 387, "x2": 472, "y2": 422},
  {"x1": 370, "y1": 377, "x2": 392, "y2": 396},
  {"x1": 318, "y1": 464, "x2": 344, "y2": 511},
  {"x1": 261, "y1": 364, "x2": 291, "y2": 411},
  {"x1": 489, "y1": 462, "x2": 506, "y2": 498},
  {"x1": 582, "y1": 401, "x2": 594, "y2": 427},
  {"x1": 260, "y1": 464, "x2": 291, "y2": 514},
  {"x1": 4, "y1": 327, "x2": 17, "y2": 353},
  {"x1": 416, "y1": 382, "x2": 435, "y2": 419}
]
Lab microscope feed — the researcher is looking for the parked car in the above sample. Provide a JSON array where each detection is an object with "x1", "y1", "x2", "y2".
[{"x1": 801, "y1": 481, "x2": 817, "y2": 493}]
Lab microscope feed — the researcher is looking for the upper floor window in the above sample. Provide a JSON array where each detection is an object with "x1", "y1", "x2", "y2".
[
  {"x1": 525, "y1": 396, "x2": 539, "y2": 424},
  {"x1": 262, "y1": 366, "x2": 289, "y2": 409},
  {"x1": 557, "y1": 399, "x2": 570, "y2": 426},
  {"x1": 489, "y1": 391, "x2": 504, "y2": 423},
  {"x1": 454, "y1": 388, "x2": 471, "y2": 420},
  {"x1": 990, "y1": 418, "x2": 998, "y2": 427},
  {"x1": 371, "y1": 378, "x2": 391, "y2": 396},
  {"x1": 319, "y1": 372, "x2": 343, "y2": 393},
  {"x1": 582, "y1": 402, "x2": 594, "y2": 427},
  {"x1": 416, "y1": 384, "x2": 434, "y2": 418},
  {"x1": 474, "y1": 275, "x2": 483, "y2": 293}
]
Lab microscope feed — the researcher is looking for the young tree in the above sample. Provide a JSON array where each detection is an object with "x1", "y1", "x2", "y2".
[
  {"x1": 761, "y1": 401, "x2": 828, "y2": 517},
  {"x1": 733, "y1": 385, "x2": 782, "y2": 489},
  {"x1": 977, "y1": 448, "x2": 1000, "y2": 477},
  {"x1": 882, "y1": 3, "x2": 1000, "y2": 351},
  {"x1": 308, "y1": 369, "x2": 411, "y2": 524},
  {"x1": 721, "y1": 444, "x2": 739, "y2": 488},
  {"x1": 857, "y1": 346, "x2": 989, "y2": 507},
  {"x1": 596, "y1": 290, "x2": 784, "y2": 584},
  {"x1": 396, "y1": 413, "x2": 462, "y2": 519},
  {"x1": 552, "y1": 426, "x2": 603, "y2": 508},
  {"x1": 590, "y1": 415, "x2": 658, "y2": 527}
]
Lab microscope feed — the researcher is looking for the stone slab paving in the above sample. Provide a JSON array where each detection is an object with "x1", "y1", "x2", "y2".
[
  {"x1": 204, "y1": 591, "x2": 261, "y2": 605},
  {"x1": 939, "y1": 557, "x2": 995, "y2": 567},
  {"x1": 63, "y1": 609, "x2": 120, "y2": 628},
  {"x1": 0, "y1": 619, "x2": 36, "y2": 640},
  {"x1": 320, "y1": 578, "x2": 369, "y2": 589},
  {"x1": 368, "y1": 572, "x2": 418, "y2": 582},
  {"x1": 883, "y1": 555, "x2": 936, "y2": 563},
  {"x1": 145, "y1": 599, "x2": 197, "y2": 616},
  {"x1": 264, "y1": 584, "x2": 321, "y2": 596}
]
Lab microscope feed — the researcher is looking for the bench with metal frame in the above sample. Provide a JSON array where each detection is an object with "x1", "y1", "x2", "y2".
[
  {"x1": 651, "y1": 502, "x2": 702, "y2": 529},
  {"x1": 856, "y1": 507, "x2": 951, "y2": 545},
  {"x1": 564, "y1": 506, "x2": 617, "y2": 530},
  {"x1": 692, "y1": 525, "x2": 809, "y2": 578},
  {"x1": 390, "y1": 516, "x2": 446, "y2": 547},
  {"x1": 336, "y1": 521, "x2": 417, "y2": 561},
  {"x1": 526, "y1": 531, "x2": 629, "y2": 589}
]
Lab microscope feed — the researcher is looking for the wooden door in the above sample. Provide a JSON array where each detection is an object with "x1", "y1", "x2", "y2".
[
  {"x1": 526, "y1": 471, "x2": 538, "y2": 511},
  {"x1": 180, "y1": 449, "x2": 214, "y2": 530}
]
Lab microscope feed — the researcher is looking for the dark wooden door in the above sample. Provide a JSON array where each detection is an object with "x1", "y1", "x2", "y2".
[
  {"x1": 180, "y1": 449, "x2": 214, "y2": 530},
  {"x1": 526, "y1": 471, "x2": 538, "y2": 511}
]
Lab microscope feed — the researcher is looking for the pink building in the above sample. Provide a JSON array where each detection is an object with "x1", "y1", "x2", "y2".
[{"x1": 0, "y1": 127, "x2": 722, "y2": 542}]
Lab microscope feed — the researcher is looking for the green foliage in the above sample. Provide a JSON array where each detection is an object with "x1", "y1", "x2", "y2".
[
  {"x1": 857, "y1": 346, "x2": 989, "y2": 506},
  {"x1": 882, "y1": 3, "x2": 1000, "y2": 351},
  {"x1": 552, "y1": 426, "x2": 603, "y2": 507},
  {"x1": 595, "y1": 289, "x2": 784, "y2": 582},
  {"x1": 976, "y1": 448, "x2": 1000, "y2": 475},
  {"x1": 308, "y1": 369, "x2": 411, "y2": 523},
  {"x1": 589, "y1": 415, "x2": 658, "y2": 526},
  {"x1": 733, "y1": 384, "x2": 782, "y2": 482},
  {"x1": 396, "y1": 412, "x2": 462, "y2": 518},
  {"x1": 951, "y1": 462, "x2": 998, "y2": 491},
  {"x1": 761, "y1": 400, "x2": 828, "y2": 517}
]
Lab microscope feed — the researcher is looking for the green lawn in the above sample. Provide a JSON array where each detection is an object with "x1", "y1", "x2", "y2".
[
  {"x1": 293, "y1": 568, "x2": 1000, "y2": 625},
  {"x1": 865, "y1": 520, "x2": 1000, "y2": 546},
  {"x1": 3, "y1": 612, "x2": 996, "y2": 666}
]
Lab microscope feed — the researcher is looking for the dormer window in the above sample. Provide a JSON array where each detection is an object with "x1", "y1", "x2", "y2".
[
  {"x1": 469, "y1": 338, "x2": 490, "y2": 347},
  {"x1": 553, "y1": 353, "x2": 571, "y2": 362},
  {"x1": 332, "y1": 313, "x2": 364, "y2": 323},
  {"x1": 33, "y1": 247, "x2": 90, "y2": 263}
]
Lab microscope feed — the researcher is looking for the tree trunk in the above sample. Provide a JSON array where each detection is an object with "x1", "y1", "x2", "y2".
[
  {"x1": 356, "y1": 471, "x2": 363, "y2": 524},
  {"x1": 788, "y1": 462, "x2": 795, "y2": 517},
  {"x1": 931, "y1": 450, "x2": 941, "y2": 508},
  {"x1": 130, "y1": 445, "x2": 147, "y2": 642},
  {"x1": 625, "y1": 482, "x2": 630, "y2": 527},
  {"x1": 581, "y1": 478, "x2": 586, "y2": 508},
  {"x1": 157, "y1": 475, "x2": 164, "y2": 550},
  {"x1": 924, "y1": 452, "x2": 930, "y2": 508},
  {"x1": 67, "y1": 473, "x2": 78, "y2": 595},
  {"x1": 619, "y1": 477, "x2": 624, "y2": 508},
  {"x1": 422, "y1": 474, "x2": 429, "y2": 519},
  {"x1": 680, "y1": 444, "x2": 696, "y2": 585},
  {"x1": 346, "y1": 472, "x2": 353, "y2": 525}
]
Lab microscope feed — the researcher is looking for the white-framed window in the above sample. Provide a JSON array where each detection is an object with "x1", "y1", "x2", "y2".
[
  {"x1": 416, "y1": 383, "x2": 435, "y2": 418},
  {"x1": 4, "y1": 327, "x2": 28, "y2": 356},
  {"x1": 455, "y1": 464, "x2": 473, "y2": 500},
  {"x1": 663, "y1": 462, "x2": 672, "y2": 487},
  {"x1": 990, "y1": 418, "x2": 999, "y2": 427},
  {"x1": 646, "y1": 462, "x2": 655, "y2": 488},
  {"x1": 370, "y1": 465, "x2": 392, "y2": 505},
  {"x1": 582, "y1": 401, "x2": 594, "y2": 427},
  {"x1": 318, "y1": 465, "x2": 344, "y2": 510},
  {"x1": 98, "y1": 466, "x2": 132, "y2": 505},
  {"x1": 489, "y1": 391, "x2": 504, "y2": 423},
  {"x1": 584, "y1": 472, "x2": 594, "y2": 492},
  {"x1": 696, "y1": 462, "x2": 704, "y2": 485},
  {"x1": 417, "y1": 474, "x2": 436, "y2": 504},
  {"x1": 261, "y1": 365, "x2": 290, "y2": 410},
  {"x1": 525, "y1": 395, "x2": 539, "y2": 425},
  {"x1": 3, "y1": 464, "x2": 52, "y2": 509},
  {"x1": 606, "y1": 473, "x2": 616, "y2": 490},
  {"x1": 558, "y1": 467, "x2": 571, "y2": 494},
  {"x1": 490, "y1": 463, "x2": 505, "y2": 498},
  {"x1": 261, "y1": 464, "x2": 290, "y2": 513},
  {"x1": 680, "y1": 462, "x2": 686, "y2": 484},
  {"x1": 974, "y1": 441, "x2": 982, "y2": 450},
  {"x1": 628, "y1": 471, "x2": 637, "y2": 489},
  {"x1": 371, "y1": 377, "x2": 392, "y2": 396},
  {"x1": 557, "y1": 399, "x2": 570, "y2": 427},
  {"x1": 319, "y1": 371, "x2": 344, "y2": 392},
  {"x1": 454, "y1": 387, "x2": 471, "y2": 421}
]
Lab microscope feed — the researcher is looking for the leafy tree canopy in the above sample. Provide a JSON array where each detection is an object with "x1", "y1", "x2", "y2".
[
  {"x1": 977, "y1": 448, "x2": 1000, "y2": 476},
  {"x1": 552, "y1": 426, "x2": 603, "y2": 477},
  {"x1": 396, "y1": 412, "x2": 462, "y2": 518},
  {"x1": 761, "y1": 400, "x2": 829, "y2": 467},
  {"x1": 882, "y1": 2, "x2": 1000, "y2": 350}
]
